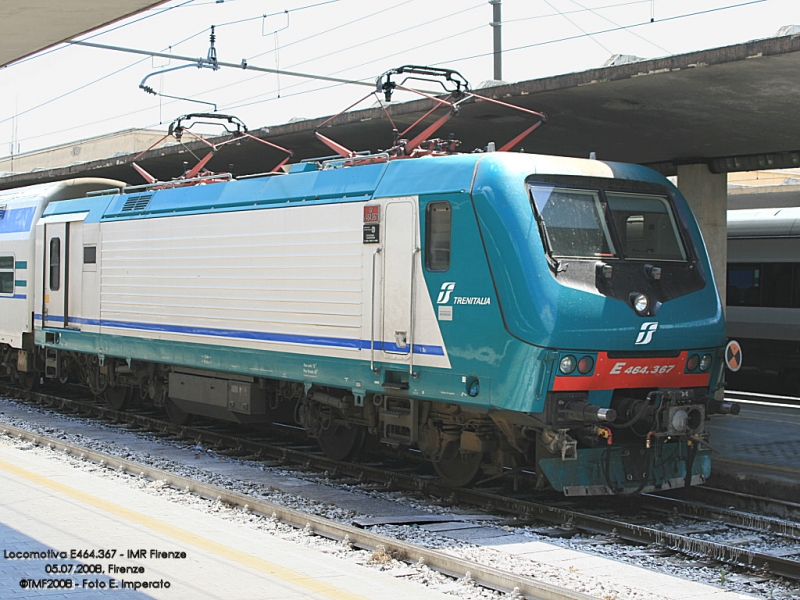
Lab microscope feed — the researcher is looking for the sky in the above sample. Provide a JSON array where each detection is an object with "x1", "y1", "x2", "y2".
[{"x1": 1, "y1": 0, "x2": 799, "y2": 161}]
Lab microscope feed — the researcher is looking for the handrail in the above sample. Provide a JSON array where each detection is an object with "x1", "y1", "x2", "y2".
[
  {"x1": 370, "y1": 246, "x2": 383, "y2": 374},
  {"x1": 408, "y1": 246, "x2": 421, "y2": 377}
]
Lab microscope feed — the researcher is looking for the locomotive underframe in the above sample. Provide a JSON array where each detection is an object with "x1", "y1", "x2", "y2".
[{"x1": 5, "y1": 344, "x2": 719, "y2": 494}]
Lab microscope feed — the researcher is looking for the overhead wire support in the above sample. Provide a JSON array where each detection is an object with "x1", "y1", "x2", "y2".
[
  {"x1": 138, "y1": 26, "x2": 222, "y2": 110},
  {"x1": 69, "y1": 40, "x2": 376, "y2": 89}
]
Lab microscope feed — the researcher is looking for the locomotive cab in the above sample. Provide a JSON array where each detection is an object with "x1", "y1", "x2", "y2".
[{"x1": 467, "y1": 159, "x2": 733, "y2": 495}]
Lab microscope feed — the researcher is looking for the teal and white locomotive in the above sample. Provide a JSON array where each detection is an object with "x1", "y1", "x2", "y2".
[
  {"x1": 0, "y1": 146, "x2": 739, "y2": 495},
  {"x1": 0, "y1": 66, "x2": 741, "y2": 495}
]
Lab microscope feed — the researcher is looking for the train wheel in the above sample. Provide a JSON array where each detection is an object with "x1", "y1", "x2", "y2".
[
  {"x1": 164, "y1": 397, "x2": 194, "y2": 426},
  {"x1": 317, "y1": 423, "x2": 366, "y2": 462},
  {"x1": 433, "y1": 451, "x2": 484, "y2": 487},
  {"x1": 104, "y1": 385, "x2": 132, "y2": 411}
]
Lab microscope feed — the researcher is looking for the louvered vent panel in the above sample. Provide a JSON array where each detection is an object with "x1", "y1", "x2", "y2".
[
  {"x1": 121, "y1": 195, "x2": 152, "y2": 212},
  {"x1": 0, "y1": 205, "x2": 6, "y2": 220}
]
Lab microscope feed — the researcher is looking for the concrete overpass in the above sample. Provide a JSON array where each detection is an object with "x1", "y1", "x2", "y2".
[{"x1": 4, "y1": 20, "x2": 800, "y2": 302}]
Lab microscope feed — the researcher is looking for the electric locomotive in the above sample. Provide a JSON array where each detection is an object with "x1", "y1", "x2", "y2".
[
  {"x1": 0, "y1": 149, "x2": 738, "y2": 495},
  {"x1": 0, "y1": 67, "x2": 739, "y2": 495}
]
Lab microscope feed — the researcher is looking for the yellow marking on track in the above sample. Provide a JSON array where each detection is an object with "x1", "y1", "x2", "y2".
[
  {"x1": 715, "y1": 457, "x2": 800, "y2": 475},
  {"x1": 0, "y1": 456, "x2": 367, "y2": 600}
]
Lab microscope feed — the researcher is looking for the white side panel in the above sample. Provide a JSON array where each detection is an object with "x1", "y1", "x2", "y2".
[
  {"x1": 100, "y1": 203, "x2": 363, "y2": 350},
  {"x1": 79, "y1": 222, "x2": 101, "y2": 334},
  {"x1": 382, "y1": 201, "x2": 415, "y2": 357},
  {"x1": 97, "y1": 199, "x2": 451, "y2": 368}
]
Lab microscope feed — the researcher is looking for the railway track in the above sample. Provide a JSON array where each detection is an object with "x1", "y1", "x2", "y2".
[
  {"x1": 3, "y1": 383, "x2": 800, "y2": 590},
  {"x1": 0, "y1": 419, "x2": 593, "y2": 600}
]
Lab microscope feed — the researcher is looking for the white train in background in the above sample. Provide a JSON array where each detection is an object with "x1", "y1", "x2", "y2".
[{"x1": 727, "y1": 207, "x2": 800, "y2": 395}]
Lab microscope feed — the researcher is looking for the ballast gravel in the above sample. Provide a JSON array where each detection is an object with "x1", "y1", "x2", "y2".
[{"x1": 1, "y1": 396, "x2": 798, "y2": 600}]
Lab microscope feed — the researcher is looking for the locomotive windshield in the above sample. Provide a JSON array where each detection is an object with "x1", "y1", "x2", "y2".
[{"x1": 529, "y1": 184, "x2": 687, "y2": 261}]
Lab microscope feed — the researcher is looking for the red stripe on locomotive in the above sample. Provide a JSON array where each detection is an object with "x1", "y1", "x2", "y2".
[{"x1": 553, "y1": 351, "x2": 711, "y2": 391}]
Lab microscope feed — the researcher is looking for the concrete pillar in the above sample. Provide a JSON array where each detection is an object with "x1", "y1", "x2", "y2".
[{"x1": 676, "y1": 164, "x2": 727, "y2": 308}]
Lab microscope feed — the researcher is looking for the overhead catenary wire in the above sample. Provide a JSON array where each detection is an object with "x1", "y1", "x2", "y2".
[
  {"x1": 68, "y1": 1, "x2": 480, "y2": 117},
  {"x1": 190, "y1": 0, "x2": 768, "y2": 114},
  {"x1": 503, "y1": 0, "x2": 655, "y2": 24},
  {"x1": 0, "y1": 0, "x2": 420, "y2": 146},
  {"x1": 541, "y1": 0, "x2": 614, "y2": 55},
  {"x1": 153, "y1": 0, "x2": 343, "y2": 57},
  {"x1": 0, "y1": 0, "x2": 351, "y2": 129},
  {"x1": 125, "y1": 0, "x2": 423, "y2": 114},
  {"x1": 218, "y1": 3, "x2": 486, "y2": 111},
  {"x1": 0, "y1": 0, "x2": 776, "y2": 154},
  {"x1": 69, "y1": 40, "x2": 376, "y2": 88},
  {"x1": 440, "y1": 0, "x2": 767, "y2": 65},
  {"x1": 566, "y1": 0, "x2": 672, "y2": 55}
]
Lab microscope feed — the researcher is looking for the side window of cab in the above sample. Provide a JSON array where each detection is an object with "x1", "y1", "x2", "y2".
[{"x1": 425, "y1": 201, "x2": 451, "y2": 272}]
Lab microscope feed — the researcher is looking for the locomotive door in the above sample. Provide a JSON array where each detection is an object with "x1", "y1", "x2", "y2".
[
  {"x1": 382, "y1": 201, "x2": 416, "y2": 358},
  {"x1": 43, "y1": 222, "x2": 68, "y2": 328}
]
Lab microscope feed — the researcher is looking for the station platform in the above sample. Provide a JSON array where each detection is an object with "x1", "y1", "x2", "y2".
[
  {"x1": 0, "y1": 440, "x2": 452, "y2": 600},
  {"x1": 705, "y1": 397, "x2": 800, "y2": 501}
]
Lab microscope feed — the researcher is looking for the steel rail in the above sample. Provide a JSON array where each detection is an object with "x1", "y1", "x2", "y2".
[
  {"x1": 0, "y1": 422, "x2": 593, "y2": 600},
  {"x1": 642, "y1": 493, "x2": 800, "y2": 539},
  {"x1": 6, "y1": 385, "x2": 800, "y2": 582},
  {"x1": 667, "y1": 485, "x2": 800, "y2": 522}
]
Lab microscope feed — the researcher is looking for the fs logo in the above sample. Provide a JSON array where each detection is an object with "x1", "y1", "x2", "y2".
[
  {"x1": 635, "y1": 322, "x2": 659, "y2": 345},
  {"x1": 437, "y1": 282, "x2": 456, "y2": 304}
]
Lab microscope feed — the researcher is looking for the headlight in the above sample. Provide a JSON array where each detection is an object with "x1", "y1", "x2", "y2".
[
  {"x1": 699, "y1": 353, "x2": 713, "y2": 372},
  {"x1": 559, "y1": 355, "x2": 577, "y2": 374},
  {"x1": 577, "y1": 356, "x2": 594, "y2": 374},
  {"x1": 632, "y1": 292, "x2": 649, "y2": 315},
  {"x1": 687, "y1": 354, "x2": 700, "y2": 371}
]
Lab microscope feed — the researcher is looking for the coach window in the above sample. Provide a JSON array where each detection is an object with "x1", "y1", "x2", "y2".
[
  {"x1": 49, "y1": 238, "x2": 61, "y2": 291},
  {"x1": 426, "y1": 201, "x2": 451, "y2": 271},
  {"x1": 727, "y1": 263, "x2": 800, "y2": 307},
  {"x1": 0, "y1": 256, "x2": 13, "y2": 295},
  {"x1": 761, "y1": 263, "x2": 793, "y2": 308},
  {"x1": 727, "y1": 264, "x2": 760, "y2": 306}
]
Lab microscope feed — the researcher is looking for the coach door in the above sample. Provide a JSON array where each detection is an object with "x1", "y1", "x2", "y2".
[
  {"x1": 382, "y1": 201, "x2": 416, "y2": 358},
  {"x1": 43, "y1": 222, "x2": 68, "y2": 328}
]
